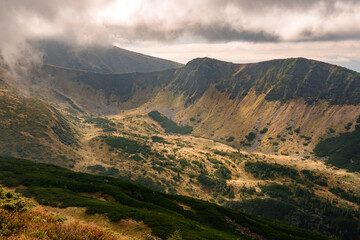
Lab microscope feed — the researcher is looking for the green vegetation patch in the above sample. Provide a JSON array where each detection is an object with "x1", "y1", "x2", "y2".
[
  {"x1": 226, "y1": 136, "x2": 234, "y2": 142},
  {"x1": 197, "y1": 173, "x2": 234, "y2": 198},
  {"x1": 214, "y1": 166, "x2": 232, "y2": 180},
  {"x1": 151, "y1": 136, "x2": 170, "y2": 144},
  {"x1": 84, "y1": 117, "x2": 117, "y2": 132},
  {"x1": 329, "y1": 187, "x2": 360, "y2": 205},
  {"x1": 102, "y1": 136, "x2": 151, "y2": 155},
  {"x1": 148, "y1": 111, "x2": 193, "y2": 134},
  {"x1": 260, "y1": 128, "x2": 268, "y2": 134},
  {"x1": 0, "y1": 187, "x2": 34, "y2": 212},
  {"x1": 260, "y1": 184, "x2": 292, "y2": 199},
  {"x1": 244, "y1": 161, "x2": 299, "y2": 180},
  {"x1": 314, "y1": 122, "x2": 360, "y2": 172},
  {"x1": 245, "y1": 132, "x2": 256, "y2": 142},
  {"x1": 226, "y1": 183, "x2": 360, "y2": 239}
]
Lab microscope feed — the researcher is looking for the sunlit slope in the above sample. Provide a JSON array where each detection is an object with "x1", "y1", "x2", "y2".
[{"x1": 147, "y1": 57, "x2": 360, "y2": 154}]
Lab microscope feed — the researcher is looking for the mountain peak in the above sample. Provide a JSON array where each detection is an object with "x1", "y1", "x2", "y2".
[
  {"x1": 185, "y1": 57, "x2": 234, "y2": 68},
  {"x1": 31, "y1": 39, "x2": 183, "y2": 73}
]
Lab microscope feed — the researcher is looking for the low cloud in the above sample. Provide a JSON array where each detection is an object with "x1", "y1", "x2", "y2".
[
  {"x1": 0, "y1": 0, "x2": 360, "y2": 72},
  {"x1": 101, "y1": 0, "x2": 360, "y2": 43}
]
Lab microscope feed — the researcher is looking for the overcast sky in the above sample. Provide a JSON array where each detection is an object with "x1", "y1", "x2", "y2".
[{"x1": 1, "y1": 0, "x2": 360, "y2": 71}]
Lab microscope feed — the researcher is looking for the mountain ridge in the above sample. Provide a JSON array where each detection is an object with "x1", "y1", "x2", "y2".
[
  {"x1": 172, "y1": 57, "x2": 360, "y2": 105},
  {"x1": 31, "y1": 39, "x2": 183, "y2": 73}
]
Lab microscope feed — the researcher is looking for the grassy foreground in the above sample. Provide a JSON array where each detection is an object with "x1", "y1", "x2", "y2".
[
  {"x1": 0, "y1": 187, "x2": 120, "y2": 239},
  {"x1": 0, "y1": 156, "x2": 331, "y2": 240}
]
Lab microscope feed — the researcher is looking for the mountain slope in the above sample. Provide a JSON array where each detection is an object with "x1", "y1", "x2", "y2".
[
  {"x1": 0, "y1": 66, "x2": 80, "y2": 166},
  {"x1": 33, "y1": 56, "x2": 360, "y2": 154},
  {"x1": 145, "y1": 57, "x2": 360, "y2": 154},
  {"x1": 32, "y1": 39, "x2": 183, "y2": 73},
  {"x1": 0, "y1": 156, "x2": 331, "y2": 240},
  {"x1": 314, "y1": 118, "x2": 360, "y2": 172},
  {"x1": 40, "y1": 64, "x2": 177, "y2": 113},
  {"x1": 172, "y1": 57, "x2": 360, "y2": 105},
  {"x1": 0, "y1": 186, "x2": 123, "y2": 239}
]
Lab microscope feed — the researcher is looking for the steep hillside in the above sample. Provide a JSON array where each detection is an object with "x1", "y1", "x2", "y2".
[
  {"x1": 171, "y1": 57, "x2": 360, "y2": 105},
  {"x1": 39, "y1": 64, "x2": 176, "y2": 114},
  {"x1": 0, "y1": 156, "x2": 331, "y2": 240},
  {"x1": 0, "y1": 186, "x2": 134, "y2": 239},
  {"x1": 0, "y1": 67, "x2": 80, "y2": 166},
  {"x1": 32, "y1": 39, "x2": 183, "y2": 73},
  {"x1": 147, "y1": 57, "x2": 360, "y2": 154}
]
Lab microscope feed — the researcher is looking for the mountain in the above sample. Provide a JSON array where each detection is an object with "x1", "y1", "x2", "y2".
[
  {"x1": 171, "y1": 57, "x2": 360, "y2": 105},
  {"x1": 39, "y1": 57, "x2": 360, "y2": 153},
  {"x1": 149, "y1": 57, "x2": 360, "y2": 153},
  {"x1": 32, "y1": 39, "x2": 183, "y2": 73},
  {"x1": 1, "y1": 56, "x2": 360, "y2": 239}
]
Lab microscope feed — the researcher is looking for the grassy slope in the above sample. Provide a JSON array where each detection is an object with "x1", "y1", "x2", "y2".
[
  {"x1": 146, "y1": 57, "x2": 360, "y2": 154},
  {"x1": 0, "y1": 156, "x2": 330, "y2": 240},
  {"x1": 314, "y1": 120, "x2": 360, "y2": 172},
  {"x1": 0, "y1": 186, "x2": 122, "y2": 239},
  {"x1": 0, "y1": 77, "x2": 79, "y2": 166},
  {"x1": 76, "y1": 113, "x2": 360, "y2": 239},
  {"x1": 148, "y1": 110, "x2": 193, "y2": 134},
  {"x1": 230, "y1": 161, "x2": 360, "y2": 239}
]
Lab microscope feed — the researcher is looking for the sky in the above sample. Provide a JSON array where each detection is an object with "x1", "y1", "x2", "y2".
[{"x1": 1, "y1": 0, "x2": 360, "y2": 71}]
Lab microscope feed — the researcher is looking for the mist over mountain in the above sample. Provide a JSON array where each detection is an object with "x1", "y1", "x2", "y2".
[{"x1": 32, "y1": 39, "x2": 183, "y2": 73}]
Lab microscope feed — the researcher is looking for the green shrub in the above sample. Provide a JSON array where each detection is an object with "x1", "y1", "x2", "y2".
[
  {"x1": 329, "y1": 187, "x2": 360, "y2": 205},
  {"x1": 148, "y1": 111, "x2": 193, "y2": 134},
  {"x1": 260, "y1": 184, "x2": 292, "y2": 199},
  {"x1": 103, "y1": 136, "x2": 150, "y2": 155},
  {"x1": 244, "y1": 161, "x2": 299, "y2": 180},
  {"x1": 260, "y1": 128, "x2": 268, "y2": 134},
  {"x1": 214, "y1": 166, "x2": 231, "y2": 180},
  {"x1": 197, "y1": 174, "x2": 234, "y2": 198},
  {"x1": 151, "y1": 136, "x2": 169, "y2": 144},
  {"x1": 344, "y1": 122, "x2": 352, "y2": 130},
  {"x1": 314, "y1": 126, "x2": 360, "y2": 172},
  {"x1": 245, "y1": 132, "x2": 256, "y2": 142},
  {"x1": 225, "y1": 136, "x2": 234, "y2": 142}
]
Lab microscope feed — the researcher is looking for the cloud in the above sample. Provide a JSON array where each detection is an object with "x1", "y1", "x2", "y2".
[
  {"x1": 100, "y1": 0, "x2": 360, "y2": 43},
  {"x1": 0, "y1": 0, "x2": 111, "y2": 78},
  {"x1": 1, "y1": 0, "x2": 360, "y2": 48},
  {"x1": 0, "y1": 0, "x2": 360, "y2": 73}
]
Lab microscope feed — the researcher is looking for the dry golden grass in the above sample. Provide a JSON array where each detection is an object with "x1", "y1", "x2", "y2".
[{"x1": 44, "y1": 206, "x2": 151, "y2": 240}]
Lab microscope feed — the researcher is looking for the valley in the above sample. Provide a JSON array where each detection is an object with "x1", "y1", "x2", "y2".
[{"x1": 0, "y1": 51, "x2": 359, "y2": 239}]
